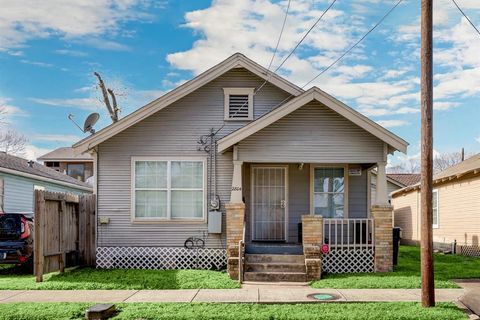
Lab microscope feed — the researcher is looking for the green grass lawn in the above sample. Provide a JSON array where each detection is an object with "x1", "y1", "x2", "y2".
[
  {"x1": 0, "y1": 302, "x2": 467, "y2": 320},
  {"x1": 312, "y1": 245, "x2": 480, "y2": 289},
  {"x1": 0, "y1": 266, "x2": 240, "y2": 290}
]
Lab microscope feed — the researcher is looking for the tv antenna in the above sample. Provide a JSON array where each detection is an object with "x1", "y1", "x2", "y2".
[{"x1": 68, "y1": 113, "x2": 100, "y2": 134}]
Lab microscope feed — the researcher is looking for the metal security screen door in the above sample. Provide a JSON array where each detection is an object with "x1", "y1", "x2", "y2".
[{"x1": 252, "y1": 166, "x2": 287, "y2": 241}]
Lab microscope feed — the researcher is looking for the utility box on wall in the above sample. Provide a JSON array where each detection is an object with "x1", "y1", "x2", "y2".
[{"x1": 208, "y1": 211, "x2": 222, "y2": 234}]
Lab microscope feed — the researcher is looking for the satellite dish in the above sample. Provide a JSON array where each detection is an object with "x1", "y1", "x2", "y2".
[{"x1": 83, "y1": 113, "x2": 100, "y2": 134}]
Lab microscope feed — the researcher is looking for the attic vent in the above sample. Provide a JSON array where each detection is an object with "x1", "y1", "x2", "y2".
[{"x1": 224, "y1": 88, "x2": 254, "y2": 121}]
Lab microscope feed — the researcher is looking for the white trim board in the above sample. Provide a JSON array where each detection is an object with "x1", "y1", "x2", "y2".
[
  {"x1": 218, "y1": 87, "x2": 408, "y2": 154},
  {"x1": 73, "y1": 53, "x2": 303, "y2": 154}
]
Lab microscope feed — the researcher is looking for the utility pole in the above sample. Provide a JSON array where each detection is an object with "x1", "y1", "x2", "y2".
[{"x1": 420, "y1": 0, "x2": 435, "y2": 307}]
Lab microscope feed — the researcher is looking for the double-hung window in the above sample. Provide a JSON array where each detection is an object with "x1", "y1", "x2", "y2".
[
  {"x1": 312, "y1": 167, "x2": 346, "y2": 218},
  {"x1": 432, "y1": 189, "x2": 439, "y2": 228},
  {"x1": 133, "y1": 158, "x2": 205, "y2": 221}
]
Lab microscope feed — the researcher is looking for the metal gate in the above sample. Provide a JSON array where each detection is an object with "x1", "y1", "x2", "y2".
[{"x1": 251, "y1": 166, "x2": 287, "y2": 241}]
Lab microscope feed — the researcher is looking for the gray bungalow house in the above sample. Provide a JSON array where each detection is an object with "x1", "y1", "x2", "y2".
[{"x1": 74, "y1": 53, "x2": 408, "y2": 281}]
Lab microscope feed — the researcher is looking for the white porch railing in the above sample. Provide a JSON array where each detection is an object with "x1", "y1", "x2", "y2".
[{"x1": 323, "y1": 218, "x2": 375, "y2": 250}]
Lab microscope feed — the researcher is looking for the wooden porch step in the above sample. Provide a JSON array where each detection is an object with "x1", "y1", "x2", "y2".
[
  {"x1": 245, "y1": 254, "x2": 304, "y2": 264},
  {"x1": 244, "y1": 271, "x2": 307, "y2": 282},
  {"x1": 245, "y1": 262, "x2": 306, "y2": 273}
]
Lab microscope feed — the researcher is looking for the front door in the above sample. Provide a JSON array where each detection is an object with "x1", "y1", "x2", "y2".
[{"x1": 251, "y1": 166, "x2": 288, "y2": 241}]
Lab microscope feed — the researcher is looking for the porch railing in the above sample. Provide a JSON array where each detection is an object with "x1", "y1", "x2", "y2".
[
  {"x1": 238, "y1": 219, "x2": 246, "y2": 283},
  {"x1": 323, "y1": 218, "x2": 374, "y2": 250}
]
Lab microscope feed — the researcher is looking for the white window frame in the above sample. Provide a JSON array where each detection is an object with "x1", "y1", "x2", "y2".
[
  {"x1": 310, "y1": 164, "x2": 349, "y2": 218},
  {"x1": 432, "y1": 189, "x2": 439, "y2": 229},
  {"x1": 223, "y1": 88, "x2": 254, "y2": 121},
  {"x1": 131, "y1": 156, "x2": 207, "y2": 223}
]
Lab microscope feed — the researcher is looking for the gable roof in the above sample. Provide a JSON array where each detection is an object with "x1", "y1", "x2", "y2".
[
  {"x1": 38, "y1": 147, "x2": 93, "y2": 162},
  {"x1": 391, "y1": 154, "x2": 480, "y2": 197},
  {"x1": 73, "y1": 53, "x2": 304, "y2": 153},
  {"x1": 0, "y1": 152, "x2": 92, "y2": 191},
  {"x1": 217, "y1": 87, "x2": 408, "y2": 153}
]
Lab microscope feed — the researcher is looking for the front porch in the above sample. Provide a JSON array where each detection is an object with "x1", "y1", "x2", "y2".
[{"x1": 225, "y1": 152, "x2": 394, "y2": 281}]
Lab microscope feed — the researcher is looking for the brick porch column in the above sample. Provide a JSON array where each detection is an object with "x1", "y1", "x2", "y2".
[
  {"x1": 371, "y1": 205, "x2": 393, "y2": 272},
  {"x1": 302, "y1": 215, "x2": 323, "y2": 280},
  {"x1": 226, "y1": 202, "x2": 245, "y2": 280}
]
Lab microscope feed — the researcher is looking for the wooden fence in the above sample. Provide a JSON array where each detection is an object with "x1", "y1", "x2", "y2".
[{"x1": 34, "y1": 190, "x2": 96, "y2": 282}]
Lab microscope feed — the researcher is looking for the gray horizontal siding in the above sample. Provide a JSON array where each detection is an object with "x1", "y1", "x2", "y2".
[
  {"x1": 0, "y1": 172, "x2": 89, "y2": 214},
  {"x1": 237, "y1": 101, "x2": 385, "y2": 163},
  {"x1": 97, "y1": 68, "x2": 291, "y2": 247},
  {"x1": 348, "y1": 170, "x2": 368, "y2": 219}
]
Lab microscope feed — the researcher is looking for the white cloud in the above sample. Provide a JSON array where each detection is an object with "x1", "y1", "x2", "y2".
[
  {"x1": 30, "y1": 97, "x2": 102, "y2": 111},
  {"x1": 476, "y1": 136, "x2": 480, "y2": 144},
  {"x1": 434, "y1": 101, "x2": 460, "y2": 111},
  {"x1": 54, "y1": 49, "x2": 88, "y2": 57},
  {"x1": 376, "y1": 119, "x2": 409, "y2": 128},
  {"x1": 20, "y1": 59, "x2": 53, "y2": 68},
  {"x1": 24, "y1": 144, "x2": 52, "y2": 161},
  {"x1": 31, "y1": 134, "x2": 82, "y2": 144},
  {"x1": 0, "y1": 97, "x2": 28, "y2": 119},
  {"x1": 0, "y1": 0, "x2": 153, "y2": 51}
]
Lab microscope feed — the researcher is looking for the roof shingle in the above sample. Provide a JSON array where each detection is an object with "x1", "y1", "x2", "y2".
[{"x1": 0, "y1": 152, "x2": 91, "y2": 189}]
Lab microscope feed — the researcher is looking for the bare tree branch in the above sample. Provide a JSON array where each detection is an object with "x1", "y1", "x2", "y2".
[
  {"x1": 93, "y1": 72, "x2": 118, "y2": 123},
  {"x1": 107, "y1": 88, "x2": 119, "y2": 118},
  {"x1": 433, "y1": 151, "x2": 472, "y2": 173},
  {"x1": 0, "y1": 129, "x2": 27, "y2": 156}
]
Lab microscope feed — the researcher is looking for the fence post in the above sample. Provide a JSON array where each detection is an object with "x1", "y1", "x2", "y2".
[
  {"x1": 34, "y1": 190, "x2": 45, "y2": 282},
  {"x1": 59, "y1": 198, "x2": 67, "y2": 273}
]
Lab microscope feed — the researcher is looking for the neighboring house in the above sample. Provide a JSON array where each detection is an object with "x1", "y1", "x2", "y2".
[
  {"x1": 391, "y1": 154, "x2": 480, "y2": 251},
  {"x1": 73, "y1": 53, "x2": 408, "y2": 279},
  {"x1": 369, "y1": 172, "x2": 421, "y2": 203},
  {"x1": 38, "y1": 147, "x2": 94, "y2": 183},
  {"x1": 0, "y1": 152, "x2": 92, "y2": 214}
]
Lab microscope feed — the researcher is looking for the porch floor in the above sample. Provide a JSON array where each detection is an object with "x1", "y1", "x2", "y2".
[{"x1": 245, "y1": 243, "x2": 303, "y2": 255}]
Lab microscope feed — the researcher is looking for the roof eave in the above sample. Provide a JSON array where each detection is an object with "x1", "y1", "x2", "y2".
[{"x1": 218, "y1": 87, "x2": 409, "y2": 154}]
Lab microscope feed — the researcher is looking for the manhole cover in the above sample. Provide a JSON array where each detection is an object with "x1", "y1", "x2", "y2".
[{"x1": 307, "y1": 293, "x2": 340, "y2": 301}]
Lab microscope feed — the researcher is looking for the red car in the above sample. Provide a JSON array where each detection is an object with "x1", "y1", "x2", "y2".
[{"x1": 0, "y1": 213, "x2": 34, "y2": 269}]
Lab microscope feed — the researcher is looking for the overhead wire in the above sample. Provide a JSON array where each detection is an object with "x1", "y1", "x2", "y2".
[
  {"x1": 215, "y1": 0, "x2": 337, "y2": 134},
  {"x1": 302, "y1": 0, "x2": 404, "y2": 88},
  {"x1": 451, "y1": 0, "x2": 480, "y2": 36}
]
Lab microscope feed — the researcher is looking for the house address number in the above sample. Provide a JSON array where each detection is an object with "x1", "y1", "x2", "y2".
[{"x1": 231, "y1": 186, "x2": 242, "y2": 191}]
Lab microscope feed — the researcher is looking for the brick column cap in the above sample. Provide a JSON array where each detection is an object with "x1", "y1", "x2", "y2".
[
  {"x1": 371, "y1": 204, "x2": 393, "y2": 211},
  {"x1": 302, "y1": 215, "x2": 323, "y2": 222}
]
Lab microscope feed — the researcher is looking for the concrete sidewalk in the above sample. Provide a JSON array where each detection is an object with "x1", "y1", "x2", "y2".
[{"x1": 0, "y1": 285, "x2": 465, "y2": 304}]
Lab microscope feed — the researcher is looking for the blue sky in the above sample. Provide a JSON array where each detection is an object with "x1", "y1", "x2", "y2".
[{"x1": 1, "y1": 0, "x2": 479, "y2": 168}]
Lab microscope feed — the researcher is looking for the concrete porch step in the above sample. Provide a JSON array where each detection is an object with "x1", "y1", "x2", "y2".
[
  {"x1": 245, "y1": 262, "x2": 306, "y2": 273},
  {"x1": 244, "y1": 271, "x2": 307, "y2": 282},
  {"x1": 245, "y1": 244, "x2": 303, "y2": 255},
  {"x1": 245, "y1": 254, "x2": 304, "y2": 264}
]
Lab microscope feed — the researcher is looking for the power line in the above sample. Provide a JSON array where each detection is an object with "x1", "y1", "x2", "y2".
[
  {"x1": 273, "y1": 0, "x2": 338, "y2": 73},
  {"x1": 451, "y1": 0, "x2": 480, "y2": 36},
  {"x1": 214, "y1": 0, "x2": 293, "y2": 134},
  {"x1": 267, "y1": 0, "x2": 292, "y2": 71},
  {"x1": 221, "y1": 0, "x2": 336, "y2": 127},
  {"x1": 302, "y1": 0, "x2": 404, "y2": 88}
]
